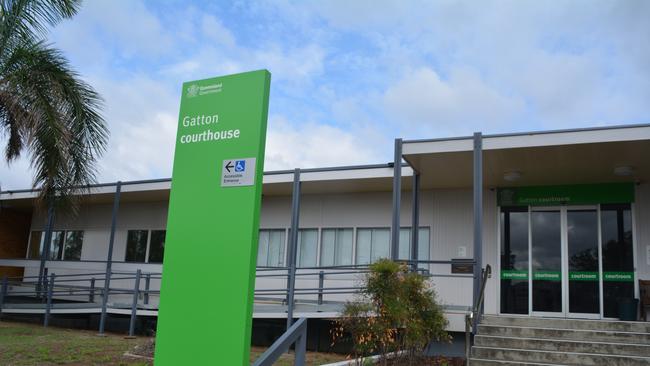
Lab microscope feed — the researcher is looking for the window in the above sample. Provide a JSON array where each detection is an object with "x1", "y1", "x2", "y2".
[
  {"x1": 320, "y1": 228, "x2": 353, "y2": 266},
  {"x1": 257, "y1": 229, "x2": 286, "y2": 267},
  {"x1": 356, "y1": 228, "x2": 390, "y2": 265},
  {"x1": 125, "y1": 229, "x2": 166, "y2": 263},
  {"x1": 601, "y1": 204, "x2": 634, "y2": 318},
  {"x1": 296, "y1": 229, "x2": 318, "y2": 267},
  {"x1": 148, "y1": 230, "x2": 166, "y2": 263},
  {"x1": 500, "y1": 208, "x2": 529, "y2": 315},
  {"x1": 27, "y1": 230, "x2": 83, "y2": 261},
  {"x1": 63, "y1": 231, "x2": 84, "y2": 260},
  {"x1": 398, "y1": 227, "x2": 431, "y2": 267},
  {"x1": 27, "y1": 231, "x2": 43, "y2": 259},
  {"x1": 48, "y1": 231, "x2": 65, "y2": 260},
  {"x1": 125, "y1": 230, "x2": 148, "y2": 262}
]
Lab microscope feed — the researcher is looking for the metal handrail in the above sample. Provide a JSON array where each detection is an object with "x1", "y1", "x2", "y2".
[
  {"x1": 252, "y1": 317, "x2": 307, "y2": 366},
  {"x1": 464, "y1": 264, "x2": 491, "y2": 365},
  {"x1": 0, "y1": 260, "x2": 479, "y2": 341}
]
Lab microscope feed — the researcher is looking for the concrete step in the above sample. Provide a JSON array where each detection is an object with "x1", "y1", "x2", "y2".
[
  {"x1": 482, "y1": 315, "x2": 650, "y2": 333},
  {"x1": 478, "y1": 324, "x2": 650, "y2": 344},
  {"x1": 468, "y1": 359, "x2": 567, "y2": 366},
  {"x1": 472, "y1": 346, "x2": 650, "y2": 366},
  {"x1": 475, "y1": 334, "x2": 650, "y2": 357}
]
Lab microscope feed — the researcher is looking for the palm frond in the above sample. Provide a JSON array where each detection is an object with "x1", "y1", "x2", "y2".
[
  {"x1": 0, "y1": 39, "x2": 108, "y2": 211},
  {"x1": 0, "y1": 0, "x2": 81, "y2": 67}
]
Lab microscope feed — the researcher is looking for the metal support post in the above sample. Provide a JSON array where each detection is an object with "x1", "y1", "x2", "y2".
[
  {"x1": 44, "y1": 273, "x2": 55, "y2": 327},
  {"x1": 128, "y1": 270, "x2": 141, "y2": 337},
  {"x1": 0, "y1": 275, "x2": 8, "y2": 315},
  {"x1": 317, "y1": 271, "x2": 324, "y2": 306},
  {"x1": 411, "y1": 172, "x2": 420, "y2": 272},
  {"x1": 286, "y1": 169, "x2": 301, "y2": 330},
  {"x1": 472, "y1": 132, "x2": 483, "y2": 330},
  {"x1": 144, "y1": 273, "x2": 151, "y2": 305},
  {"x1": 99, "y1": 181, "x2": 121, "y2": 335},
  {"x1": 38, "y1": 204, "x2": 55, "y2": 297},
  {"x1": 391, "y1": 138, "x2": 402, "y2": 260},
  {"x1": 89, "y1": 278, "x2": 95, "y2": 303}
]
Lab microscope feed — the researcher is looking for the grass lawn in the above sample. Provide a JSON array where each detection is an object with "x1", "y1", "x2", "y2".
[{"x1": 0, "y1": 320, "x2": 346, "y2": 366}]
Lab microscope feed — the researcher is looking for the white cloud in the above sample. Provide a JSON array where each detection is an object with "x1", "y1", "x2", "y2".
[
  {"x1": 0, "y1": 157, "x2": 33, "y2": 190},
  {"x1": 54, "y1": 0, "x2": 174, "y2": 60},
  {"x1": 88, "y1": 75, "x2": 179, "y2": 182},
  {"x1": 3, "y1": 0, "x2": 649, "y2": 191},
  {"x1": 201, "y1": 15, "x2": 236, "y2": 47},
  {"x1": 264, "y1": 115, "x2": 380, "y2": 170},
  {"x1": 383, "y1": 67, "x2": 525, "y2": 135}
]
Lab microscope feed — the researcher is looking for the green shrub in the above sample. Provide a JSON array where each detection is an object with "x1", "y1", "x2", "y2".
[{"x1": 332, "y1": 259, "x2": 450, "y2": 365}]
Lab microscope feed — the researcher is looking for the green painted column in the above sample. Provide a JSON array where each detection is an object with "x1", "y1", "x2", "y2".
[{"x1": 154, "y1": 70, "x2": 271, "y2": 365}]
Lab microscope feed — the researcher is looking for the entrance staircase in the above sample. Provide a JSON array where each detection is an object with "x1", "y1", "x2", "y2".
[{"x1": 469, "y1": 315, "x2": 650, "y2": 365}]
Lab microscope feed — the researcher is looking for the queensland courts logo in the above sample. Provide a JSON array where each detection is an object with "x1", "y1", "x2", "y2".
[
  {"x1": 186, "y1": 84, "x2": 200, "y2": 98},
  {"x1": 186, "y1": 82, "x2": 223, "y2": 98}
]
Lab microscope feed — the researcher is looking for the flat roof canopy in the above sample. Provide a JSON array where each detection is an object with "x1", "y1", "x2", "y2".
[
  {"x1": 0, "y1": 165, "x2": 415, "y2": 210},
  {"x1": 403, "y1": 124, "x2": 650, "y2": 189}
]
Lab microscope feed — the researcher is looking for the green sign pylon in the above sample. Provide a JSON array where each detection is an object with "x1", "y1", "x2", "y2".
[{"x1": 154, "y1": 70, "x2": 271, "y2": 365}]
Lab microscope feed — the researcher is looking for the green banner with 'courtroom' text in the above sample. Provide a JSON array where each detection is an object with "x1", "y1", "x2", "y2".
[{"x1": 154, "y1": 70, "x2": 271, "y2": 365}]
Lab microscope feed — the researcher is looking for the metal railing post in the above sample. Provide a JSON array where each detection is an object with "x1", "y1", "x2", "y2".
[
  {"x1": 44, "y1": 273, "x2": 55, "y2": 327},
  {"x1": 0, "y1": 275, "x2": 8, "y2": 315},
  {"x1": 144, "y1": 273, "x2": 151, "y2": 305},
  {"x1": 317, "y1": 271, "x2": 324, "y2": 306},
  {"x1": 89, "y1": 278, "x2": 95, "y2": 303},
  {"x1": 128, "y1": 270, "x2": 142, "y2": 337}
]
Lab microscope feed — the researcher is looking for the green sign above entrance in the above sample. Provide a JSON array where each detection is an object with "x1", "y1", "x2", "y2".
[
  {"x1": 154, "y1": 70, "x2": 271, "y2": 365},
  {"x1": 498, "y1": 183, "x2": 634, "y2": 206},
  {"x1": 501, "y1": 270, "x2": 634, "y2": 282}
]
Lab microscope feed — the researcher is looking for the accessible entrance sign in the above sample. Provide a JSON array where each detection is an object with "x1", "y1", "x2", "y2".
[{"x1": 154, "y1": 70, "x2": 271, "y2": 365}]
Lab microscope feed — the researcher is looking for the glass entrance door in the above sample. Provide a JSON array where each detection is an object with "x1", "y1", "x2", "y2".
[
  {"x1": 566, "y1": 208, "x2": 600, "y2": 318},
  {"x1": 531, "y1": 209, "x2": 564, "y2": 316},
  {"x1": 501, "y1": 205, "x2": 615, "y2": 318}
]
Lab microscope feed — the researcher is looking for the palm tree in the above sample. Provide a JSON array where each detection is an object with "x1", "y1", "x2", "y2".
[{"x1": 0, "y1": 0, "x2": 108, "y2": 209}]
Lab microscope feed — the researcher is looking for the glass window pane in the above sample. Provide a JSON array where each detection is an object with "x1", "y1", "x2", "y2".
[
  {"x1": 125, "y1": 230, "x2": 148, "y2": 262},
  {"x1": 398, "y1": 229, "x2": 411, "y2": 260},
  {"x1": 148, "y1": 230, "x2": 166, "y2": 263},
  {"x1": 297, "y1": 229, "x2": 318, "y2": 267},
  {"x1": 418, "y1": 228, "x2": 430, "y2": 269},
  {"x1": 356, "y1": 229, "x2": 372, "y2": 265},
  {"x1": 49, "y1": 231, "x2": 65, "y2": 260},
  {"x1": 28, "y1": 231, "x2": 43, "y2": 259},
  {"x1": 601, "y1": 205, "x2": 634, "y2": 318},
  {"x1": 531, "y1": 210, "x2": 562, "y2": 313},
  {"x1": 320, "y1": 229, "x2": 336, "y2": 267},
  {"x1": 268, "y1": 230, "x2": 286, "y2": 267},
  {"x1": 371, "y1": 229, "x2": 390, "y2": 262},
  {"x1": 257, "y1": 230, "x2": 270, "y2": 266},
  {"x1": 500, "y1": 209, "x2": 529, "y2": 314},
  {"x1": 63, "y1": 231, "x2": 84, "y2": 261},
  {"x1": 335, "y1": 229, "x2": 353, "y2": 266}
]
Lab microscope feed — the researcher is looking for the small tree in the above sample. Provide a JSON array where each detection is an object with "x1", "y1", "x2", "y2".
[{"x1": 332, "y1": 260, "x2": 449, "y2": 365}]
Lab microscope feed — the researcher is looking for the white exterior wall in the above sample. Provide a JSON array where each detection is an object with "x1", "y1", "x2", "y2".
[{"x1": 13, "y1": 188, "x2": 497, "y2": 331}]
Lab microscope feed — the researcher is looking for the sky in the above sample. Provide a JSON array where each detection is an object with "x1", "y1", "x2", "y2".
[{"x1": 1, "y1": 0, "x2": 649, "y2": 190}]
